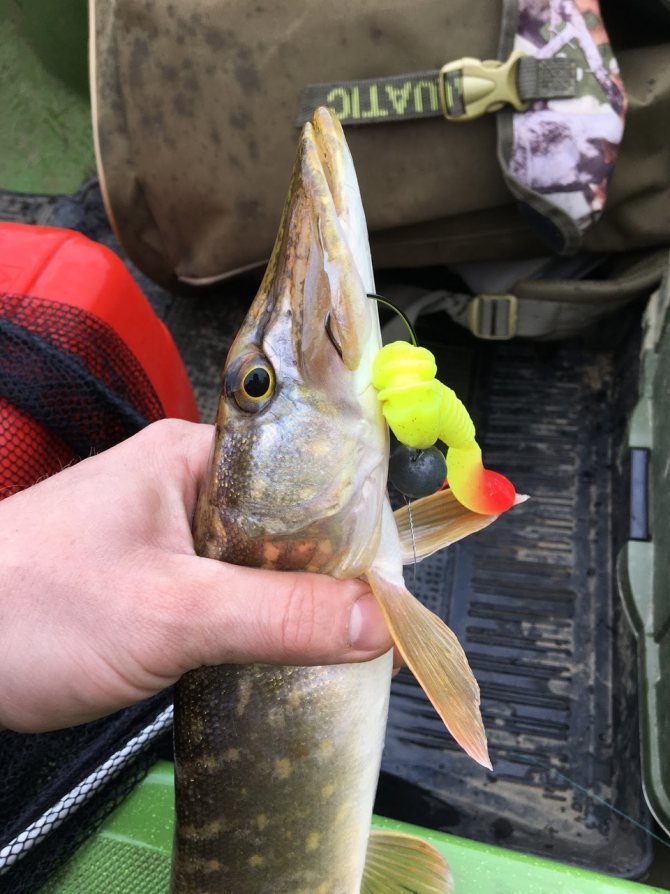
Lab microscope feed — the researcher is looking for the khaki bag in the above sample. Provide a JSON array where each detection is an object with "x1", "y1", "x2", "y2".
[{"x1": 89, "y1": 0, "x2": 670, "y2": 337}]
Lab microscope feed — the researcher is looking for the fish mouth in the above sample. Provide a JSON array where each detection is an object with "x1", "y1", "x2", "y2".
[
  {"x1": 307, "y1": 107, "x2": 375, "y2": 301},
  {"x1": 233, "y1": 107, "x2": 379, "y2": 385},
  {"x1": 225, "y1": 107, "x2": 380, "y2": 400},
  {"x1": 300, "y1": 107, "x2": 377, "y2": 375}
]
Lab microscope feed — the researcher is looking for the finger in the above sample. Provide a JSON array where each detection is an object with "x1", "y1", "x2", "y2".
[
  {"x1": 116, "y1": 418, "x2": 215, "y2": 519},
  {"x1": 146, "y1": 419, "x2": 215, "y2": 510},
  {"x1": 159, "y1": 558, "x2": 394, "y2": 671}
]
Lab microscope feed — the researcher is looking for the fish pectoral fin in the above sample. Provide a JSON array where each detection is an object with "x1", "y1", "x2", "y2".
[
  {"x1": 393, "y1": 488, "x2": 500, "y2": 564},
  {"x1": 365, "y1": 568, "x2": 491, "y2": 770},
  {"x1": 361, "y1": 829, "x2": 452, "y2": 894}
]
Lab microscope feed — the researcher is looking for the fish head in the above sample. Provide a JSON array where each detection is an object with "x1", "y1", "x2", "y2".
[{"x1": 195, "y1": 107, "x2": 388, "y2": 576}]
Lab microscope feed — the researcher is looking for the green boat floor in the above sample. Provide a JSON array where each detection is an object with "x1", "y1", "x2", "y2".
[
  {"x1": 37, "y1": 762, "x2": 667, "y2": 894},
  {"x1": 0, "y1": 1, "x2": 94, "y2": 194}
]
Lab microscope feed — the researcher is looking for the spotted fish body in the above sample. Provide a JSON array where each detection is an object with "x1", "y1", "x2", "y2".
[
  {"x1": 172, "y1": 108, "x2": 491, "y2": 894},
  {"x1": 174, "y1": 657, "x2": 392, "y2": 893}
]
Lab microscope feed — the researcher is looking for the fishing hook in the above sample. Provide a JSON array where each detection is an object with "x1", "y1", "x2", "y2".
[{"x1": 366, "y1": 293, "x2": 418, "y2": 346}]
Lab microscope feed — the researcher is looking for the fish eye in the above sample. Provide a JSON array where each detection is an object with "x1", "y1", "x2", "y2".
[
  {"x1": 231, "y1": 360, "x2": 276, "y2": 412},
  {"x1": 242, "y1": 366, "x2": 273, "y2": 400}
]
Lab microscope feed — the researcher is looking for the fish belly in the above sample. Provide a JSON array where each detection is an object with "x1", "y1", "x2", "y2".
[{"x1": 172, "y1": 650, "x2": 393, "y2": 894}]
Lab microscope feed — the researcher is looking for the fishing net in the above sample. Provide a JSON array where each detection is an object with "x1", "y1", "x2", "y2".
[
  {"x1": 0, "y1": 292, "x2": 164, "y2": 499},
  {"x1": 0, "y1": 289, "x2": 175, "y2": 893},
  {"x1": 0, "y1": 699, "x2": 174, "y2": 894}
]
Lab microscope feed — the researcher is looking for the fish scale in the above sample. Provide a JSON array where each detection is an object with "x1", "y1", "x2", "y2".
[{"x1": 173, "y1": 658, "x2": 392, "y2": 894}]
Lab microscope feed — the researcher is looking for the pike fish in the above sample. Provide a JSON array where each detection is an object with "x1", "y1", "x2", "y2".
[{"x1": 172, "y1": 107, "x2": 498, "y2": 894}]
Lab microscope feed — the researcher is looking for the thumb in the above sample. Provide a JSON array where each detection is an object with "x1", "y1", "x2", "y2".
[{"x1": 168, "y1": 557, "x2": 393, "y2": 670}]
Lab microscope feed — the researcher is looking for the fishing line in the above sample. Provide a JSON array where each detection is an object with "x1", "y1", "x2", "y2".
[
  {"x1": 506, "y1": 750, "x2": 670, "y2": 851},
  {"x1": 404, "y1": 495, "x2": 418, "y2": 593},
  {"x1": 367, "y1": 293, "x2": 418, "y2": 346}
]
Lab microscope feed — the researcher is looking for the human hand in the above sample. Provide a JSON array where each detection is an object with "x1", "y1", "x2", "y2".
[{"x1": 0, "y1": 419, "x2": 392, "y2": 732}]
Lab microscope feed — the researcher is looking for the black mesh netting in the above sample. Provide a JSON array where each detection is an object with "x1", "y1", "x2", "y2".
[
  {"x1": 0, "y1": 289, "x2": 175, "y2": 893},
  {"x1": 0, "y1": 292, "x2": 165, "y2": 499},
  {"x1": 0, "y1": 695, "x2": 174, "y2": 894}
]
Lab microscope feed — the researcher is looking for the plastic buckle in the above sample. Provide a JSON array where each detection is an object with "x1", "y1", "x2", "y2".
[
  {"x1": 467, "y1": 294, "x2": 518, "y2": 340},
  {"x1": 439, "y1": 50, "x2": 528, "y2": 121}
]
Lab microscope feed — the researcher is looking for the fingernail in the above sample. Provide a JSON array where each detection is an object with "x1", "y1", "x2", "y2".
[{"x1": 348, "y1": 594, "x2": 389, "y2": 652}]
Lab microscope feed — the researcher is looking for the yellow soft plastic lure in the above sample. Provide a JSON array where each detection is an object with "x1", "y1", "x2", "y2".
[{"x1": 372, "y1": 341, "x2": 516, "y2": 514}]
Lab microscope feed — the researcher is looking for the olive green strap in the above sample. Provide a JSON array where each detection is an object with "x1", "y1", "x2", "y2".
[
  {"x1": 297, "y1": 70, "x2": 441, "y2": 126},
  {"x1": 456, "y1": 252, "x2": 667, "y2": 339},
  {"x1": 297, "y1": 56, "x2": 576, "y2": 126},
  {"x1": 381, "y1": 252, "x2": 668, "y2": 341}
]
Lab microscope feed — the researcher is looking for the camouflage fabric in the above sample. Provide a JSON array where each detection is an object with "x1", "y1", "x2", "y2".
[{"x1": 498, "y1": 0, "x2": 627, "y2": 252}]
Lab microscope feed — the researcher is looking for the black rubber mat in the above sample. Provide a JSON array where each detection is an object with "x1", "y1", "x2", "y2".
[
  {"x1": 378, "y1": 318, "x2": 652, "y2": 877},
  {"x1": 0, "y1": 184, "x2": 652, "y2": 878}
]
